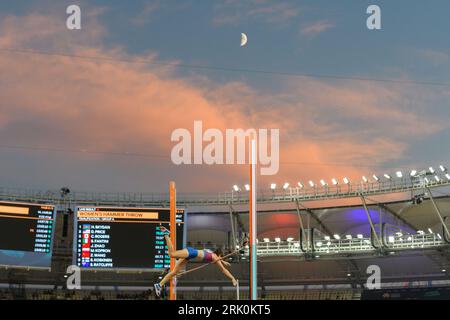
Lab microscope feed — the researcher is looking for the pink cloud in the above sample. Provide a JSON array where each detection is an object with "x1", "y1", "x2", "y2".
[
  {"x1": 301, "y1": 20, "x2": 334, "y2": 36},
  {"x1": 0, "y1": 12, "x2": 447, "y2": 192}
]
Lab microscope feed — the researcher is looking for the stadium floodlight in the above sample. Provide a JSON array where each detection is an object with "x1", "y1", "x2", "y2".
[
  {"x1": 396, "y1": 171, "x2": 403, "y2": 178},
  {"x1": 233, "y1": 185, "x2": 240, "y2": 192},
  {"x1": 407, "y1": 236, "x2": 412, "y2": 241},
  {"x1": 357, "y1": 234, "x2": 363, "y2": 239},
  {"x1": 410, "y1": 170, "x2": 417, "y2": 177},
  {"x1": 396, "y1": 232, "x2": 403, "y2": 237},
  {"x1": 388, "y1": 236, "x2": 395, "y2": 243},
  {"x1": 333, "y1": 234, "x2": 341, "y2": 240},
  {"x1": 343, "y1": 177, "x2": 350, "y2": 184},
  {"x1": 287, "y1": 237, "x2": 294, "y2": 242},
  {"x1": 362, "y1": 176, "x2": 368, "y2": 183},
  {"x1": 270, "y1": 183, "x2": 277, "y2": 190},
  {"x1": 429, "y1": 166, "x2": 435, "y2": 174},
  {"x1": 274, "y1": 237, "x2": 281, "y2": 243},
  {"x1": 326, "y1": 241, "x2": 331, "y2": 246},
  {"x1": 263, "y1": 238, "x2": 270, "y2": 243},
  {"x1": 345, "y1": 235, "x2": 352, "y2": 240},
  {"x1": 446, "y1": 173, "x2": 450, "y2": 180},
  {"x1": 417, "y1": 230, "x2": 424, "y2": 235},
  {"x1": 294, "y1": 242, "x2": 300, "y2": 248},
  {"x1": 244, "y1": 184, "x2": 250, "y2": 191},
  {"x1": 384, "y1": 173, "x2": 391, "y2": 180},
  {"x1": 437, "y1": 234, "x2": 442, "y2": 239},
  {"x1": 316, "y1": 241, "x2": 323, "y2": 247},
  {"x1": 347, "y1": 273, "x2": 351, "y2": 277},
  {"x1": 439, "y1": 165, "x2": 447, "y2": 172},
  {"x1": 324, "y1": 236, "x2": 331, "y2": 241},
  {"x1": 309, "y1": 180, "x2": 315, "y2": 187},
  {"x1": 283, "y1": 182, "x2": 290, "y2": 190},
  {"x1": 331, "y1": 178, "x2": 338, "y2": 185},
  {"x1": 428, "y1": 228, "x2": 433, "y2": 234},
  {"x1": 424, "y1": 177, "x2": 429, "y2": 184},
  {"x1": 372, "y1": 174, "x2": 379, "y2": 181},
  {"x1": 320, "y1": 179, "x2": 327, "y2": 187},
  {"x1": 443, "y1": 269, "x2": 447, "y2": 273},
  {"x1": 297, "y1": 182, "x2": 304, "y2": 188},
  {"x1": 434, "y1": 175, "x2": 441, "y2": 182}
]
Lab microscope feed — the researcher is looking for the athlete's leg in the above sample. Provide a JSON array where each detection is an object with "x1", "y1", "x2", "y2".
[
  {"x1": 159, "y1": 258, "x2": 188, "y2": 286},
  {"x1": 161, "y1": 226, "x2": 189, "y2": 259}
]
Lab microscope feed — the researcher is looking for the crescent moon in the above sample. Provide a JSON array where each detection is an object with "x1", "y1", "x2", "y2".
[{"x1": 240, "y1": 33, "x2": 248, "y2": 47}]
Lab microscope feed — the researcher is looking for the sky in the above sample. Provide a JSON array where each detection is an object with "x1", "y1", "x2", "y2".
[{"x1": 0, "y1": 0, "x2": 450, "y2": 194}]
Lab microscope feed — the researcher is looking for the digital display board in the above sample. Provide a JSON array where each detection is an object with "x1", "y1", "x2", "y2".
[
  {"x1": 0, "y1": 201, "x2": 55, "y2": 268},
  {"x1": 73, "y1": 207, "x2": 185, "y2": 269}
]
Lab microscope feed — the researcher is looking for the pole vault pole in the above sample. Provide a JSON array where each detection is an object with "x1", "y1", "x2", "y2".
[
  {"x1": 249, "y1": 134, "x2": 257, "y2": 300},
  {"x1": 169, "y1": 181, "x2": 177, "y2": 300}
]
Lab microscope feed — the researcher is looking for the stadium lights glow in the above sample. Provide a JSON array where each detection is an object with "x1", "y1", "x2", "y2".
[
  {"x1": 396, "y1": 232, "x2": 403, "y2": 237},
  {"x1": 316, "y1": 241, "x2": 323, "y2": 247},
  {"x1": 309, "y1": 180, "x2": 315, "y2": 187},
  {"x1": 446, "y1": 173, "x2": 450, "y2": 180},
  {"x1": 287, "y1": 237, "x2": 294, "y2": 242},
  {"x1": 384, "y1": 174, "x2": 391, "y2": 180},
  {"x1": 283, "y1": 182, "x2": 290, "y2": 190},
  {"x1": 429, "y1": 167, "x2": 435, "y2": 174},
  {"x1": 294, "y1": 242, "x2": 300, "y2": 248},
  {"x1": 434, "y1": 175, "x2": 441, "y2": 182},
  {"x1": 347, "y1": 273, "x2": 351, "y2": 277},
  {"x1": 440, "y1": 165, "x2": 447, "y2": 172},
  {"x1": 410, "y1": 170, "x2": 417, "y2": 177},
  {"x1": 297, "y1": 182, "x2": 304, "y2": 188},
  {"x1": 357, "y1": 234, "x2": 363, "y2": 239},
  {"x1": 233, "y1": 185, "x2": 240, "y2": 192},
  {"x1": 437, "y1": 234, "x2": 442, "y2": 240},
  {"x1": 407, "y1": 236, "x2": 412, "y2": 241},
  {"x1": 275, "y1": 237, "x2": 281, "y2": 243},
  {"x1": 343, "y1": 177, "x2": 350, "y2": 184},
  {"x1": 417, "y1": 230, "x2": 424, "y2": 235},
  {"x1": 270, "y1": 183, "x2": 277, "y2": 190},
  {"x1": 320, "y1": 179, "x2": 327, "y2": 187},
  {"x1": 442, "y1": 269, "x2": 447, "y2": 273},
  {"x1": 324, "y1": 236, "x2": 331, "y2": 241},
  {"x1": 362, "y1": 176, "x2": 368, "y2": 183},
  {"x1": 345, "y1": 235, "x2": 352, "y2": 240},
  {"x1": 372, "y1": 174, "x2": 379, "y2": 181},
  {"x1": 326, "y1": 241, "x2": 331, "y2": 246},
  {"x1": 333, "y1": 234, "x2": 341, "y2": 240},
  {"x1": 263, "y1": 238, "x2": 270, "y2": 243},
  {"x1": 424, "y1": 177, "x2": 429, "y2": 184},
  {"x1": 428, "y1": 228, "x2": 433, "y2": 234},
  {"x1": 244, "y1": 184, "x2": 250, "y2": 191},
  {"x1": 396, "y1": 171, "x2": 403, "y2": 178},
  {"x1": 331, "y1": 178, "x2": 338, "y2": 186},
  {"x1": 388, "y1": 236, "x2": 395, "y2": 243}
]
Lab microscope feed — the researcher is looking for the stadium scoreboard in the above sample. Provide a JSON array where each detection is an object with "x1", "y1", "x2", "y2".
[
  {"x1": 0, "y1": 201, "x2": 55, "y2": 268},
  {"x1": 74, "y1": 207, "x2": 185, "y2": 269}
]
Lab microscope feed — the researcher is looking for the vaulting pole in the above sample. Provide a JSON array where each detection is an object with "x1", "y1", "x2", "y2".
[
  {"x1": 249, "y1": 135, "x2": 257, "y2": 300},
  {"x1": 169, "y1": 181, "x2": 177, "y2": 300}
]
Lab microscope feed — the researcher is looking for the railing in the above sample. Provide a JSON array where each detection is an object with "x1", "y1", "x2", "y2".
[{"x1": 1, "y1": 176, "x2": 449, "y2": 207}]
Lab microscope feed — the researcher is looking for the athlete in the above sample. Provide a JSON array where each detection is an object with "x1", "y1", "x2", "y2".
[{"x1": 153, "y1": 226, "x2": 237, "y2": 297}]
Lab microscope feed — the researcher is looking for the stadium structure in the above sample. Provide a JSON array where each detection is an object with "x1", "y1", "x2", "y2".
[{"x1": 0, "y1": 166, "x2": 449, "y2": 300}]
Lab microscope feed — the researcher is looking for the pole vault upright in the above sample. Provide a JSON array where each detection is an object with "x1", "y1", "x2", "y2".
[
  {"x1": 169, "y1": 181, "x2": 177, "y2": 300},
  {"x1": 249, "y1": 135, "x2": 257, "y2": 300}
]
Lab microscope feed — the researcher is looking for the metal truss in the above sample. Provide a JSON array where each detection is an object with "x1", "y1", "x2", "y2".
[{"x1": 251, "y1": 232, "x2": 449, "y2": 258}]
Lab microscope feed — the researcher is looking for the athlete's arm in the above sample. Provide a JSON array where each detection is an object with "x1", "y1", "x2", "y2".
[{"x1": 216, "y1": 259, "x2": 237, "y2": 286}]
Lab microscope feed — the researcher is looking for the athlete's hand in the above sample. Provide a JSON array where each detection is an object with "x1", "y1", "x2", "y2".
[
  {"x1": 222, "y1": 261, "x2": 231, "y2": 267},
  {"x1": 232, "y1": 279, "x2": 238, "y2": 287}
]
